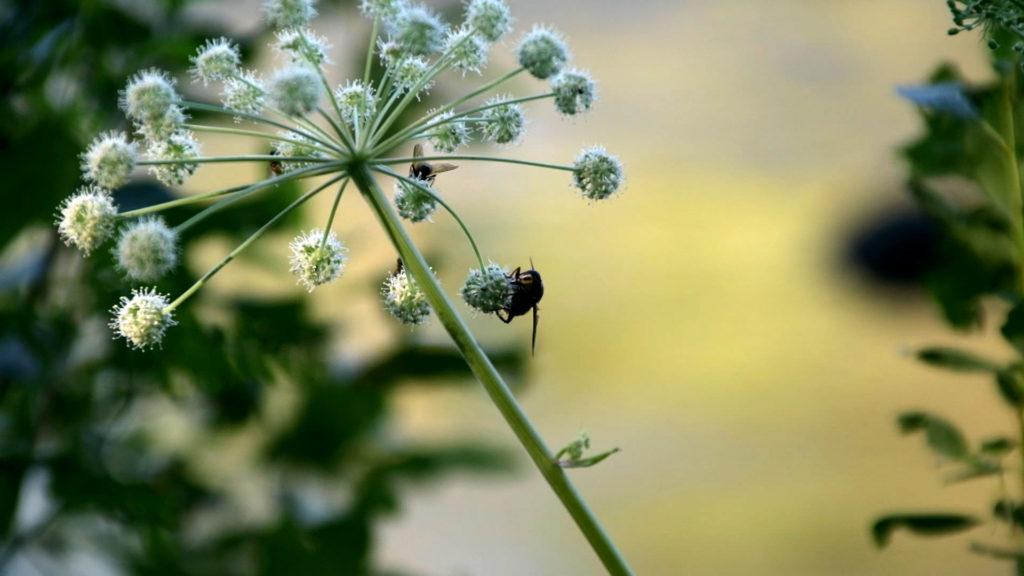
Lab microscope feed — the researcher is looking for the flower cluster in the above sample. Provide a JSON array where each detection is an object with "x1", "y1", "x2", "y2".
[
  {"x1": 946, "y1": 0, "x2": 1024, "y2": 55},
  {"x1": 382, "y1": 267, "x2": 432, "y2": 325},
  {"x1": 55, "y1": 0, "x2": 623, "y2": 350}
]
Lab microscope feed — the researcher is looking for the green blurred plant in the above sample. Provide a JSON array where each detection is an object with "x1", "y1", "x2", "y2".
[{"x1": 871, "y1": 5, "x2": 1024, "y2": 569}]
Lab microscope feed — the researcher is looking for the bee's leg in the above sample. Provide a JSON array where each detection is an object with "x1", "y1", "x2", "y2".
[
  {"x1": 496, "y1": 310, "x2": 514, "y2": 324},
  {"x1": 530, "y1": 306, "x2": 539, "y2": 355}
]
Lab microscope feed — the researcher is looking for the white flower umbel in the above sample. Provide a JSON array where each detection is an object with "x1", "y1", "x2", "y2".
[
  {"x1": 479, "y1": 95, "x2": 525, "y2": 144},
  {"x1": 461, "y1": 263, "x2": 511, "y2": 313},
  {"x1": 263, "y1": 0, "x2": 317, "y2": 29},
  {"x1": 382, "y1": 268, "x2": 431, "y2": 325},
  {"x1": 394, "y1": 178, "x2": 438, "y2": 222},
  {"x1": 190, "y1": 37, "x2": 241, "y2": 85},
  {"x1": 56, "y1": 185, "x2": 118, "y2": 256},
  {"x1": 552, "y1": 69, "x2": 596, "y2": 116},
  {"x1": 81, "y1": 131, "x2": 138, "y2": 190},
  {"x1": 517, "y1": 25, "x2": 568, "y2": 79},
  {"x1": 465, "y1": 0, "x2": 512, "y2": 43},
  {"x1": 289, "y1": 229, "x2": 348, "y2": 292},
  {"x1": 110, "y1": 287, "x2": 177, "y2": 350},
  {"x1": 114, "y1": 217, "x2": 179, "y2": 282},
  {"x1": 269, "y1": 65, "x2": 323, "y2": 116},
  {"x1": 572, "y1": 146, "x2": 624, "y2": 201}
]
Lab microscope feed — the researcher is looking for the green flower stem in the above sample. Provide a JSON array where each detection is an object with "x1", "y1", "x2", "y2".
[
  {"x1": 376, "y1": 154, "x2": 574, "y2": 172},
  {"x1": 319, "y1": 178, "x2": 349, "y2": 249},
  {"x1": 373, "y1": 165, "x2": 484, "y2": 270},
  {"x1": 171, "y1": 162, "x2": 343, "y2": 233},
  {"x1": 165, "y1": 175, "x2": 342, "y2": 313},
  {"x1": 349, "y1": 164, "x2": 633, "y2": 576},
  {"x1": 137, "y1": 154, "x2": 331, "y2": 166},
  {"x1": 991, "y1": 71, "x2": 1024, "y2": 261},
  {"x1": 183, "y1": 101, "x2": 346, "y2": 155}
]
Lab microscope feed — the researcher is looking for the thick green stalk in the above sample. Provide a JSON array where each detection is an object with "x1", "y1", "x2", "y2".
[{"x1": 348, "y1": 164, "x2": 634, "y2": 576}]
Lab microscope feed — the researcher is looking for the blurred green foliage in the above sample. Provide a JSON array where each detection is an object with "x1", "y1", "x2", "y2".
[
  {"x1": 0, "y1": 1, "x2": 522, "y2": 574},
  {"x1": 874, "y1": 30, "x2": 1024, "y2": 564}
]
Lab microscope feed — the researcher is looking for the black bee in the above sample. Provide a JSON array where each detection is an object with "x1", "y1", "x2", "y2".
[
  {"x1": 497, "y1": 264, "x2": 544, "y2": 355},
  {"x1": 409, "y1": 143, "x2": 458, "y2": 185}
]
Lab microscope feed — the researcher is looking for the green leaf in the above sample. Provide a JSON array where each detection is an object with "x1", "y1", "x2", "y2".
[
  {"x1": 557, "y1": 448, "x2": 621, "y2": 469},
  {"x1": 915, "y1": 346, "x2": 1001, "y2": 373},
  {"x1": 944, "y1": 459, "x2": 1002, "y2": 483},
  {"x1": 897, "y1": 412, "x2": 970, "y2": 461},
  {"x1": 981, "y1": 437, "x2": 1016, "y2": 455},
  {"x1": 1002, "y1": 301, "x2": 1024, "y2": 355},
  {"x1": 996, "y1": 368, "x2": 1024, "y2": 407},
  {"x1": 871, "y1": 513, "x2": 980, "y2": 548}
]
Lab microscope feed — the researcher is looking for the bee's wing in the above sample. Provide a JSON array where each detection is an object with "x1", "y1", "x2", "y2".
[
  {"x1": 410, "y1": 143, "x2": 424, "y2": 177},
  {"x1": 431, "y1": 162, "x2": 459, "y2": 174}
]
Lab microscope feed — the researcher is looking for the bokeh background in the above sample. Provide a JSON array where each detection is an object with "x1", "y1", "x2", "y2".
[{"x1": 4, "y1": 0, "x2": 1021, "y2": 574}]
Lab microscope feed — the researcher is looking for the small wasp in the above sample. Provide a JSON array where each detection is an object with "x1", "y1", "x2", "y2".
[
  {"x1": 497, "y1": 263, "x2": 544, "y2": 355},
  {"x1": 269, "y1": 148, "x2": 283, "y2": 176},
  {"x1": 409, "y1": 143, "x2": 458, "y2": 185}
]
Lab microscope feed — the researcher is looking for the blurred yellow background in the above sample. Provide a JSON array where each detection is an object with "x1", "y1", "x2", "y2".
[{"x1": 188, "y1": 0, "x2": 1023, "y2": 573}]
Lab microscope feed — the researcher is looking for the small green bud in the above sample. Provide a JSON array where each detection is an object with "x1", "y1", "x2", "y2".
[
  {"x1": 517, "y1": 25, "x2": 569, "y2": 79},
  {"x1": 465, "y1": 0, "x2": 512, "y2": 43},
  {"x1": 81, "y1": 131, "x2": 137, "y2": 189},
  {"x1": 190, "y1": 37, "x2": 241, "y2": 85},
  {"x1": 272, "y1": 131, "x2": 327, "y2": 173},
  {"x1": 392, "y1": 4, "x2": 446, "y2": 56},
  {"x1": 120, "y1": 68, "x2": 181, "y2": 126},
  {"x1": 394, "y1": 179, "x2": 438, "y2": 222},
  {"x1": 146, "y1": 130, "x2": 200, "y2": 186},
  {"x1": 289, "y1": 228, "x2": 348, "y2": 292},
  {"x1": 56, "y1": 185, "x2": 118, "y2": 256},
  {"x1": 429, "y1": 110, "x2": 471, "y2": 153},
  {"x1": 269, "y1": 66, "x2": 323, "y2": 116},
  {"x1": 263, "y1": 0, "x2": 317, "y2": 29},
  {"x1": 114, "y1": 216, "x2": 179, "y2": 282},
  {"x1": 551, "y1": 69, "x2": 595, "y2": 116},
  {"x1": 480, "y1": 96, "x2": 525, "y2": 144},
  {"x1": 461, "y1": 263, "x2": 511, "y2": 313},
  {"x1": 444, "y1": 27, "x2": 489, "y2": 75},
  {"x1": 382, "y1": 268, "x2": 431, "y2": 325},
  {"x1": 389, "y1": 55, "x2": 433, "y2": 96},
  {"x1": 110, "y1": 287, "x2": 177, "y2": 350},
  {"x1": 572, "y1": 146, "x2": 623, "y2": 201},
  {"x1": 274, "y1": 27, "x2": 331, "y2": 65},
  {"x1": 134, "y1": 105, "x2": 186, "y2": 144},
  {"x1": 222, "y1": 69, "x2": 267, "y2": 119},
  {"x1": 334, "y1": 80, "x2": 377, "y2": 128},
  {"x1": 360, "y1": 0, "x2": 407, "y2": 21}
]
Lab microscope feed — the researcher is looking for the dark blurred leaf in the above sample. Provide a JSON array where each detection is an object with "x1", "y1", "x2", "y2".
[
  {"x1": 993, "y1": 499, "x2": 1024, "y2": 529},
  {"x1": 871, "y1": 513, "x2": 980, "y2": 547},
  {"x1": 898, "y1": 411, "x2": 970, "y2": 461},
  {"x1": 1002, "y1": 300, "x2": 1024, "y2": 355},
  {"x1": 915, "y1": 346, "x2": 1001, "y2": 373},
  {"x1": 353, "y1": 344, "x2": 525, "y2": 388},
  {"x1": 996, "y1": 368, "x2": 1024, "y2": 407},
  {"x1": 944, "y1": 459, "x2": 1002, "y2": 483},
  {"x1": 356, "y1": 444, "x2": 513, "y2": 515},
  {"x1": 981, "y1": 436, "x2": 1016, "y2": 455}
]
